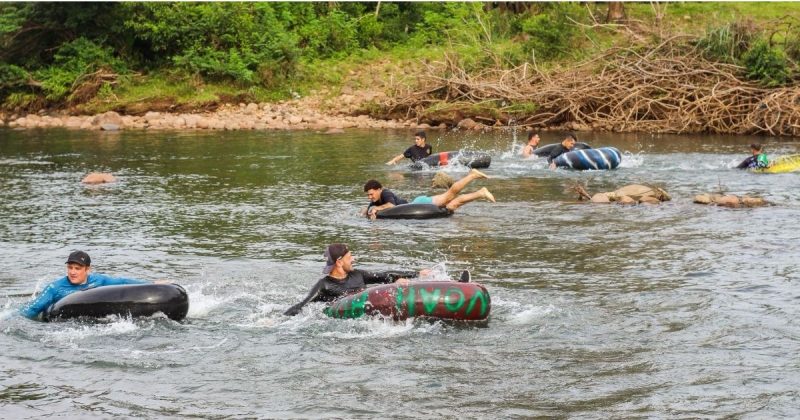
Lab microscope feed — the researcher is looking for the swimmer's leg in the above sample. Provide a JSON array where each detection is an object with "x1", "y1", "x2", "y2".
[
  {"x1": 431, "y1": 169, "x2": 489, "y2": 207},
  {"x1": 444, "y1": 187, "x2": 495, "y2": 211}
]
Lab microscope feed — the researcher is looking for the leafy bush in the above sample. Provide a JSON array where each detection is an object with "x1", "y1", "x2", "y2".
[
  {"x1": 741, "y1": 39, "x2": 790, "y2": 86},
  {"x1": 0, "y1": 63, "x2": 28, "y2": 91},
  {"x1": 518, "y1": 5, "x2": 579, "y2": 62},
  {"x1": 696, "y1": 20, "x2": 757, "y2": 63},
  {"x1": 32, "y1": 37, "x2": 126, "y2": 101}
]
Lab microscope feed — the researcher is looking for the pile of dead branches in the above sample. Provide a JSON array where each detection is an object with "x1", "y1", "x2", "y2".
[{"x1": 381, "y1": 36, "x2": 800, "y2": 136}]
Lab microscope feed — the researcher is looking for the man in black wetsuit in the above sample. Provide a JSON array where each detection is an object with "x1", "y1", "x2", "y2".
[
  {"x1": 736, "y1": 143, "x2": 769, "y2": 170},
  {"x1": 547, "y1": 133, "x2": 578, "y2": 169},
  {"x1": 386, "y1": 131, "x2": 433, "y2": 165},
  {"x1": 283, "y1": 243, "x2": 420, "y2": 316}
]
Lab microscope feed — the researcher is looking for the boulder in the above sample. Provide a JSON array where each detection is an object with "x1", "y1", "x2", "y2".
[
  {"x1": 96, "y1": 111, "x2": 122, "y2": 127},
  {"x1": 715, "y1": 195, "x2": 741, "y2": 208},
  {"x1": 457, "y1": 118, "x2": 478, "y2": 130},
  {"x1": 81, "y1": 172, "x2": 116, "y2": 184},
  {"x1": 638, "y1": 196, "x2": 662, "y2": 205},
  {"x1": 100, "y1": 124, "x2": 120, "y2": 131},
  {"x1": 741, "y1": 196, "x2": 768, "y2": 207},
  {"x1": 617, "y1": 195, "x2": 636, "y2": 205},
  {"x1": 590, "y1": 193, "x2": 611, "y2": 204},
  {"x1": 693, "y1": 194, "x2": 712, "y2": 204},
  {"x1": 611, "y1": 184, "x2": 670, "y2": 201}
]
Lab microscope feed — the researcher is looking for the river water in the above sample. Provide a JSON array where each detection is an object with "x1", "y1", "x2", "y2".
[{"x1": 1, "y1": 127, "x2": 798, "y2": 417}]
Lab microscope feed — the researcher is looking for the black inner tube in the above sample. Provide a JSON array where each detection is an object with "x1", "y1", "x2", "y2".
[
  {"x1": 375, "y1": 204, "x2": 452, "y2": 220},
  {"x1": 44, "y1": 283, "x2": 189, "y2": 321}
]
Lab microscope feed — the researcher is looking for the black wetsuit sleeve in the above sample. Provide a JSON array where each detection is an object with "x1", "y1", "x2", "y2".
[
  {"x1": 547, "y1": 146, "x2": 565, "y2": 163},
  {"x1": 284, "y1": 279, "x2": 326, "y2": 316},
  {"x1": 737, "y1": 156, "x2": 755, "y2": 169},
  {"x1": 361, "y1": 270, "x2": 419, "y2": 285}
]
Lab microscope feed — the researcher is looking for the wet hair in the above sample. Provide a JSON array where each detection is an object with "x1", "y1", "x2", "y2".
[
  {"x1": 527, "y1": 131, "x2": 538, "y2": 141},
  {"x1": 750, "y1": 143, "x2": 763, "y2": 152},
  {"x1": 415, "y1": 131, "x2": 427, "y2": 140},
  {"x1": 432, "y1": 171, "x2": 455, "y2": 189},
  {"x1": 565, "y1": 133, "x2": 578, "y2": 142},
  {"x1": 363, "y1": 179, "x2": 383, "y2": 192}
]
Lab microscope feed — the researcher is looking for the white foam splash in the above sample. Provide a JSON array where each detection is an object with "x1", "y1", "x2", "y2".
[
  {"x1": 619, "y1": 151, "x2": 644, "y2": 168},
  {"x1": 42, "y1": 317, "x2": 140, "y2": 347}
]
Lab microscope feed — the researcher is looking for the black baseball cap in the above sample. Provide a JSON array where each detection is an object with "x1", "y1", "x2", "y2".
[
  {"x1": 323, "y1": 243, "x2": 349, "y2": 274},
  {"x1": 66, "y1": 250, "x2": 91, "y2": 266}
]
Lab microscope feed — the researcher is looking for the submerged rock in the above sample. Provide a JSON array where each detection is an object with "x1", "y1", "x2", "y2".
[{"x1": 693, "y1": 193, "x2": 769, "y2": 208}]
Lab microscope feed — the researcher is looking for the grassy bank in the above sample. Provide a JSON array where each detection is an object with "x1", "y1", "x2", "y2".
[{"x1": 2, "y1": 2, "x2": 799, "y2": 132}]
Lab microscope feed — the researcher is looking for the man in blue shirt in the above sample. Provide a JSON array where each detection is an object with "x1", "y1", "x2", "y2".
[{"x1": 18, "y1": 250, "x2": 151, "y2": 320}]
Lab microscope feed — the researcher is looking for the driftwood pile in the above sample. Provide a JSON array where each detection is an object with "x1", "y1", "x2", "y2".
[{"x1": 381, "y1": 37, "x2": 800, "y2": 136}]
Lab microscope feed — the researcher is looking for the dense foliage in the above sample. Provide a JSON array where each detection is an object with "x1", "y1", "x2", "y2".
[{"x1": 0, "y1": 2, "x2": 797, "y2": 111}]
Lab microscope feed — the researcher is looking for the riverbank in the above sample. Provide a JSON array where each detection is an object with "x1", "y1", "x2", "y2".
[{"x1": 0, "y1": 93, "x2": 432, "y2": 132}]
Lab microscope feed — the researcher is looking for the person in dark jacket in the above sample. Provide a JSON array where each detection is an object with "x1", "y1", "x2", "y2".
[
  {"x1": 283, "y1": 244, "x2": 422, "y2": 316},
  {"x1": 736, "y1": 143, "x2": 769, "y2": 170},
  {"x1": 386, "y1": 131, "x2": 433, "y2": 165},
  {"x1": 547, "y1": 133, "x2": 579, "y2": 169}
]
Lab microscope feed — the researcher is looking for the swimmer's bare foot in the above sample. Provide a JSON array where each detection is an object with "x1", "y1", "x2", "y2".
[
  {"x1": 480, "y1": 187, "x2": 496, "y2": 203},
  {"x1": 470, "y1": 168, "x2": 489, "y2": 179}
]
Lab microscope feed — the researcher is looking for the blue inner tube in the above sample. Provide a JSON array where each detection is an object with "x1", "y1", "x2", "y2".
[
  {"x1": 410, "y1": 151, "x2": 491, "y2": 170},
  {"x1": 532, "y1": 142, "x2": 592, "y2": 157},
  {"x1": 44, "y1": 284, "x2": 189, "y2": 321},
  {"x1": 553, "y1": 147, "x2": 622, "y2": 170},
  {"x1": 376, "y1": 204, "x2": 452, "y2": 220}
]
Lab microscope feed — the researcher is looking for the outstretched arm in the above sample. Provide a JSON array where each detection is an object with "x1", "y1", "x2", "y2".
[
  {"x1": 386, "y1": 154, "x2": 405, "y2": 165},
  {"x1": 736, "y1": 156, "x2": 755, "y2": 169},
  {"x1": 284, "y1": 279, "x2": 325, "y2": 316},
  {"x1": 94, "y1": 274, "x2": 150, "y2": 287},
  {"x1": 362, "y1": 270, "x2": 419, "y2": 285},
  {"x1": 18, "y1": 285, "x2": 58, "y2": 319}
]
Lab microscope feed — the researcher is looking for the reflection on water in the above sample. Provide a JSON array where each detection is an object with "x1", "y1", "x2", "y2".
[{"x1": 0, "y1": 128, "x2": 799, "y2": 417}]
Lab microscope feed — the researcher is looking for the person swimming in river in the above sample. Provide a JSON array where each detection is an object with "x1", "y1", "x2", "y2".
[
  {"x1": 736, "y1": 143, "x2": 770, "y2": 170},
  {"x1": 386, "y1": 131, "x2": 433, "y2": 165},
  {"x1": 547, "y1": 133, "x2": 579, "y2": 169},
  {"x1": 361, "y1": 169, "x2": 495, "y2": 220},
  {"x1": 17, "y1": 251, "x2": 166, "y2": 320},
  {"x1": 283, "y1": 243, "x2": 470, "y2": 316},
  {"x1": 521, "y1": 131, "x2": 541, "y2": 158}
]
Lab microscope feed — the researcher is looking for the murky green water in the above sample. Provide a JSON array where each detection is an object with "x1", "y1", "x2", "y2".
[{"x1": 1, "y1": 127, "x2": 799, "y2": 417}]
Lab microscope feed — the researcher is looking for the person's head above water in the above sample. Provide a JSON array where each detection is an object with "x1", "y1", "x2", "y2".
[
  {"x1": 562, "y1": 133, "x2": 577, "y2": 149},
  {"x1": 323, "y1": 243, "x2": 353, "y2": 275},
  {"x1": 750, "y1": 143, "x2": 763, "y2": 154},
  {"x1": 414, "y1": 131, "x2": 427, "y2": 145},
  {"x1": 65, "y1": 250, "x2": 91, "y2": 285},
  {"x1": 363, "y1": 179, "x2": 384, "y2": 202},
  {"x1": 527, "y1": 131, "x2": 540, "y2": 145}
]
